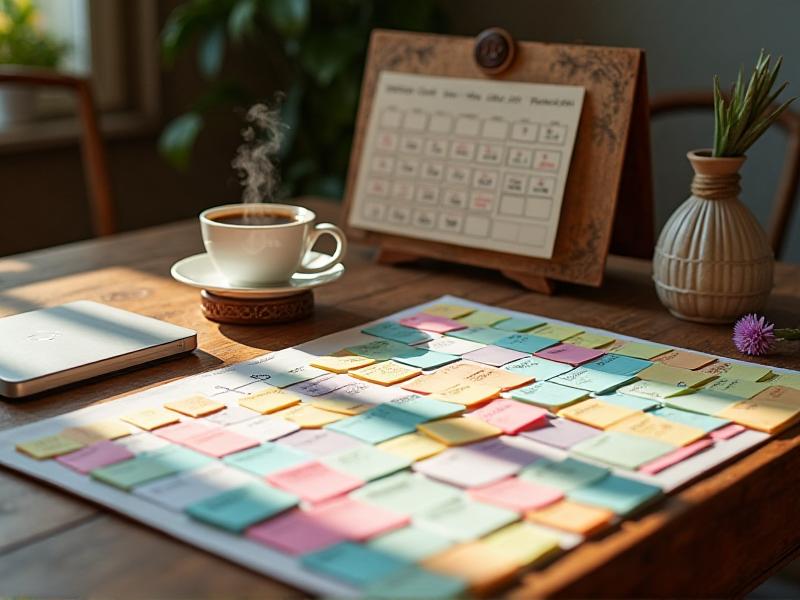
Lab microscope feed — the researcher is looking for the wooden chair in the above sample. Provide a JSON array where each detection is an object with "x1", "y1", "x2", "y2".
[
  {"x1": 0, "y1": 67, "x2": 115, "y2": 236},
  {"x1": 650, "y1": 91, "x2": 800, "y2": 259}
]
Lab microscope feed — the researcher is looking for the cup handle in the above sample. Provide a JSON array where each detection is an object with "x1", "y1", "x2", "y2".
[{"x1": 298, "y1": 223, "x2": 347, "y2": 274}]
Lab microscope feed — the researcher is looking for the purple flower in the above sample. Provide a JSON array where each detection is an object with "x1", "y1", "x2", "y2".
[{"x1": 732, "y1": 314, "x2": 776, "y2": 356}]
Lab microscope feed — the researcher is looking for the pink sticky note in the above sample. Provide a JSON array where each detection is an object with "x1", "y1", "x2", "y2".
[
  {"x1": 246, "y1": 509, "x2": 348, "y2": 555},
  {"x1": 710, "y1": 423, "x2": 746, "y2": 441},
  {"x1": 305, "y1": 496, "x2": 409, "y2": 541},
  {"x1": 56, "y1": 441, "x2": 134, "y2": 474},
  {"x1": 638, "y1": 439, "x2": 714, "y2": 475},
  {"x1": 534, "y1": 343, "x2": 605, "y2": 366},
  {"x1": 266, "y1": 461, "x2": 363, "y2": 503},
  {"x1": 181, "y1": 428, "x2": 259, "y2": 458},
  {"x1": 468, "y1": 477, "x2": 563, "y2": 511},
  {"x1": 462, "y1": 346, "x2": 529, "y2": 367},
  {"x1": 467, "y1": 399, "x2": 548, "y2": 434},
  {"x1": 399, "y1": 313, "x2": 466, "y2": 333},
  {"x1": 155, "y1": 420, "x2": 219, "y2": 444}
]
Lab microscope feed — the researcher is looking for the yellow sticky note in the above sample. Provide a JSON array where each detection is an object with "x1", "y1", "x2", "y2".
[
  {"x1": 563, "y1": 332, "x2": 616, "y2": 349},
  {"x1": 610, "y1": 413, "x2": 706, "y2": 447},
  {"x1": 350, "y1": 361, "x2": 422, "y2": 386},
  {"x1": 422, "y1": 303, "x2": 475, "y2": 319},
  {"x1": 609, "y1": 341, "x2": 671, "y2": 360},
  {"x1": 310, "y1": 354, "x2": 376, "y2": 374},
  {"x1": 239, "y1": 386, "x2": 301, "y2": 414},
  {"x1": 273, "y1": 403, "x2": 344, "y2": 428},
  {"x1": 164, "y1": 395, "x2": 225, "y2": 417},
  {"x1": 530, "y1": 323, "x2": 584, "y2": 341},
  {"x1": 61, "y1": 420, "x2": 131, "y2": 445},
  {"x1": 559, "y1": 399, "x2": 640, "y2": 429},
  {"x1": 311, "y1": 397, "x2": 372, "y2": 416},
  {"x1": 699, "y1": 361, "x2": 774, "y2": 382},
  {"x1": 377, "y1": 432, "x2": 447, "y2": 461},
  {"x1": 717, "y1": 386, "x2": 800, "y2": 433},
  {"x1": 423, "y1": 542, "x2": 519, "y2": 594},
  {"x1": 457, "y1": 310, "x2": 508, "y2": 327},
  {"x1": 401, "y1": 362, "x2": 486, "y2": 394},
  {"x1": 617, "y1": 380, "x2": 694, "y2": 400},
  {"x1": 16, "y1": 434, "x2": 84, "y2": 459},
  {"x1": 767, "y1": 373, "x2": 800, "y2": 390},
  {"x1": 429, "y1": 381, "x2": 501, "y2": 407},
  {"x1": 417, "y1": 417, "x2": 501, "y2": 446},
  {"x1": 652, "y1": 350, "x2": 716, "y2": 370},
  {"x1": 526, "y1": 500, "x2": 614, "y2": 535},
  {"x1": 482, "y1": 522, "x2": 560, "y2": 567},
  {"x1": 121, "y1": 408, "x2": 181, "y2": 431},
  {"x1": 703, "y1": 378, "x2": 771, "y2": 399},
  {"x1": 636, "y1": 363, "x2": 717, "y2": 388}
]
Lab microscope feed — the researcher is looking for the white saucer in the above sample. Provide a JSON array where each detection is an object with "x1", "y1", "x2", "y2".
[{"x1": 170, "y1": 252, "x2": 344, "y2": 299}]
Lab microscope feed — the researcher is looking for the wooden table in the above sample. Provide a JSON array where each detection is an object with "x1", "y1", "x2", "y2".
[{"x1": 1, "y1": 198, "x2": 799, "y2": 598}]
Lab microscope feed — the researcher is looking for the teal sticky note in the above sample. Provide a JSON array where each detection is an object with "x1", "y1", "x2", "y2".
[
  {"x1": 323, "y1": 445, "x2": 411, "y2": 481},
  {"x1": 495, "y1": 332, "x2": 556, "y2": 354},
  {"x1": 570, "y1": 432, "x2": 674, "y2": 470},
  {"x1": 598, "y1": 392, "x2": 659, "y2": 412},
  {"x1": 185, "y1": 482, "x2": 298, "y2": 532},
  {"x1": 302, "y1": 542, "x2": 411, "y2": 588},
  {"x1": 346, "y1": 339, "x2": 421, "y2": 362},
  {"x1": 652, "y1": 406, "x2": 730, "y2": 433},
  {"x1": 568, "y1": 474, "x2": 662, "y2": 515},
  {"x1": 91, "y1": 455, "x2": 176, "y2": 490},
  {"x1": 352, "y1": 472, "x2": 461, "y2": 514},
  {"x1": 368, "y1": 525, "x2": 454, "y2": 562},
  {"x1": 492, "y1": 317, "x2": 546, "y2": 332},
  {"x1": 502, "y1": 356, "x2": 574, "y2": 380},
  {"x1": 583, "y1": 354, "x2": 652, "y2": 377},
  {"x1": 393, "y1": 349, "x2": 460, "y2": 370},
  {"x1": 414, "y1": 496, "x2": 518, "y2": 542},
  {"x1": 511, "y1": 380, "x2": 588, "y2": 409},
  {"x1": 519, "y1": 457, "x2": 609, "y2": 491},
  {"x1": 362, "y1": 321, "x2": 434, "y2": 345},
  {"x1": 326, "y1": 405, "x2": 420, "y2": 444},
  {"x1": 551, "y1": 367, "x2": 636, "y2": 394},
  {"x1": 222, "y1": 442, "x2": 310, "y2": 476},
  {"x1": 446, "y1": 327, "x2": 508, "y2": 345},
  {"x1": 663, "y1": 389, "x2": 739, "y2": 416},
  {"x1": 388, "y1": 395, "x2": 463, "y2": 421},
  {"x1": 148, "y1": 445, "x2": 214, "y2": 472},
  {"x1": 365, "y1": 565, "x2": 467, "y2": 599}
]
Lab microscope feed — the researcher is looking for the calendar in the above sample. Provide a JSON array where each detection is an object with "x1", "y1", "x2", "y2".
[{"x1": 348, "y1": 72, "x2": 585, "y2": 259}]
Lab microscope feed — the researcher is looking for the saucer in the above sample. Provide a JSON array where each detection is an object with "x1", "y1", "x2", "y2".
[{"x1": 170, "y1": 251, "x2": 344, "y2": 299}]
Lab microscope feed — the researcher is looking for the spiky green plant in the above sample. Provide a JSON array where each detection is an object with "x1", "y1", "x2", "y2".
[{"x1": 713, "y1": 50, "x2": 797, "y2": 157}]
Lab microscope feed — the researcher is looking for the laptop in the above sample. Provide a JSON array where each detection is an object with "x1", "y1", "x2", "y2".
[{"x1": 0, "y1": 301, "x2": 197, "y2": 398}]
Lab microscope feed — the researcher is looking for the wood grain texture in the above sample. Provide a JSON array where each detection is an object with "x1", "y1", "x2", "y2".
[{"x1": 0, "y1": 197, "x2": 799, "y2": 597}]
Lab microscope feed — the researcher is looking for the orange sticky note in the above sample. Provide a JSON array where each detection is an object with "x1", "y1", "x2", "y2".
[
  {"x1": 636, "y1": 363, "x2": 717, "y2": 388},
  {"x1": 310, "y1": 354, "x2": 376, "y2": 374},
  {"x1": 526, "y1": 500, "x2": 614, "y2": 535},
  {"x1": 652, "y1": 350, "x2": 716, "y2": 370},
  {"x1": 121, "y1": 408, "x2": 181, "y2": 431},
  {"x1": 417, "y1": 417, "x2": 501, "y2": 446},
  {"x1": 377, "y1": 432, "x2": 447, "y2": 461},
  {"x1": 401, "y1": 362, "x2": 487, "y2": 394},
  {"x1": 273, "y1": 404, "x2": 344, "y2": 428},
  {"x1": 716, "y1": 385, "x2": 800, "y2": 433},
  {"x1": 609, "y1": 413, "x2": 706, "y2": 447},
  {"x1": 429, "y1": 381, "x2": 501, "y2": 407},
  {"x1": 239, "y1": 387, "x2": 301, "y2": 414},
  {"x1": 311, "y1": 397, "x2": 373, "y2": 416},
  {"x1": 423, "y1": 542, "x2": 519, "y2": 594},
  {"x1": 349, "y1": 361, "x2": 422, "y2": 386},
  {"x1": 164, "y1": 395, "x2": 226, "y2": 417},
  {"x1": 61, "y1": 420, "x2": 131, "y2": 444},
  {"x1": 558, "y1": 399, "x2": 640, "y2": 429}
]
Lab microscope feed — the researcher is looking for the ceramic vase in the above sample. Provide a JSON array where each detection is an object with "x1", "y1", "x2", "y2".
[{"x1": 653, "y1": 149, "x2": 774, "y2": 324}]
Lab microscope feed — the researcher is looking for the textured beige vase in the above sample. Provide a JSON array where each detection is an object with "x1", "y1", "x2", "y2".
[{"x1": 653, "y1": 149, "x2": 774, "y2": 324}]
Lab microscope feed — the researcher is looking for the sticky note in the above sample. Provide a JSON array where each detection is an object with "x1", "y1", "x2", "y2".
[
  {"x1": 203, "y1": 404, "x2": 260, "y2": 426},
  {"x1": 377, "y1": 433, "x2": 447, "y2": 462},
  {"x1": 121, "y1": 408, "x2": 180, "y2": 431},
  {"x1": 567, "y1": 474, "x2": 662, "y2": 515},
  {"x1": 535, "y1": 343, "x2": 605, "y2": 366},
  {"x1": 428, "y1": 381, "x2": 501, "y2": 407},
  {"x1": 310, "y1": 354, "x2": 376, "y2": 374},
  {"x1": 493, "y1": 316, "x2": 546, "y2": 332},
  {"x1": 563, "y1": 332, "x2": 616, "y2": 349},
  {"x1": 609, "y1": 413, "x2": 706, "y2": 447},
  {"x1": 368, "y1": 526, "x2": 454, "y2": 562},
  {"x1": 518, "y1": 417, "x2": 602, "y2": 450},
  {"x1": 767, "y1": 373, "x2": 800, "y2": 390},
  {"x1": 389, "y1": 394, "x2": 464, "y2": 421},
  {"x1": 350, "y1": 361, "x2": 422, "y2": 386},
  {"x1": 716, "y1": 386, "x2": 800, "y2": 433},
  {"x1": 155, "y1": 420, "x2": 219, "y2": 444},
  {"x1": 323, "y1": 445, "x2": 411, "y2": 481},
  {"x1": 510, "y1": 381, "x2": 589, "y2": 410},
  {"x1": 609, "y1": 341, "x2": 671, "y2": 360},
  {"x1": 16, "y1": 434, "x2": 84, "y2": 459},
  {"x1": 392, "y1": 349, "x2": 460, "y2": 370},
  {"x1": 276, "y1": 428, "x2": 363, "y2": 457},
  {"x1": 703, "y1": 378, "x2": 772, "y2": 399},
  {"x1": 617, "y1": 380, "x2": 694, "y2": 400},
  {"x1": 365, "y1": 566, "x2": 468, "y2": 600},
  {"x1": 185, "y1": 482, "x2": 298, "y2": 532},
  {"x1": 422, "y1": 303, "x2": 475, "y2": 319},
  {"x1": 469, "y1": 477, "x2": 563, "y2": 511},
  {"x1": 266, "y1": 461, "x2": 363, "y2": 503},
  {"x1": 273, "y1": 403, "x2": 344, "y2": 428},
  {"x1": 321, "y1": 379, "x2": 411, "y2": 406},
  {"x1": 114, "y1": 432, "x2": 169, "y2": 454},
  {"x1": 583, "y1": 354, "x2": 652, "y2": 376},
  {"x1": 414, "y1": 496, "x2": 518, "y2": 542},
  {"x1": 558, "y1": 399, "x2": 641, "y2": 429},
  {"x1": 399, "y1": 313, "x2": 466, "y2": 333},
  {"x1": 246, "y1": 508, "x2": 349, "y2": 555},
  {"x1": 526, "y1": 500, "x2": 614, "y2": 535},
  {"x1": 651, "y1": 406, "x2": 730, "y2": 433},
  {"x1": 227, "y1": 415, "x2": 300, "y2": 442},
  {"x1": 699, "y1": 361, "x2": 774, "y2": 382},
  {"x1": 352, "y1": 472, "x2": 461, "y2": 514},
  {"x1": 133, "y1": 463, "x2": 254, "y2": 511},
  {"x1": 710, "y1": 423, "x2": 746, "y2": 440},
  {"x1": 362, "y1": 321, "x2": 434, "y2": 344},
  {"x1": 180, "y1": 427, "x2": 260, "y2": 458},
  {"x1": 326, "y1": 404, "x2": 421, "y2": 444},
  {"x1": 571, "y1": 432, "x2": 674, "y2": 469},
  {"x1": 422, "y1": 542, "x2": 519, "y2": 594},
  {"x1": 467, "y1": 399, "x2": 547, "y2": 434},
  {"x1": 311, "y1": 396, "x2": 372, "y2": 416},
  {"x1": 482, "y1": 522, "x2": 561, "y2": 566},
  {"x1": 519, "y1": 457, "x2": 609, "y2": 491},
  {"x1": 462, "y1": 345, "x2": 529, "y2": 367},
  {"x1": 551, "y1": 367, "x2": 636, "y2": 394},
  {"x1": 636, "y1": 363, "x2": 717, "y2": 388},
  {"x1": 417, "y1": 417, "x2": 501, "y2": 446},
  {"x1": 652, "y1": 349, "x2": 716, "y2": 370},
  {"x1": 493, "y1": 332, "x2": 556, "y2": 354},
  {"x1": 462, "y1": 365, "x2": 535, "y2": 391},
  {"x1": 146, "y1": 444, "x2": 213, "y2": 471},
  {"x1": 446, "y1": 326, "x2": 509, "y2": 345},
  {"x1": 530, "y1": 323, "x2": 584, "y2": 341},
  {"x1": 598, "y1": 392, "x2": 660, "y2": 412},
  {"x1": 346, "y1": 339, "x2": 420, "y2": 361},
  {"x1": 289, "y1": 373, "x2": 355, "y2": 397},
  {"x1": 401, "y1": 364, "x2": 483, "y2": 394},
  {"x1": 238, "y1": 387, "x2": 301, "y2": 414},
  {"x1": 251, "y1": 348, "x2": 328, "y2": 388},
  {"x1": 164, "y1": 395, "x2": 225, "y2": 417},
  {"x1": 457, "y1": 310, "x2": 509, "y2": 328},
  {"x1": 502, "y1": 355, "x2": 574, "y2": 380},
  {"x1": 638, "y1": 439, "x2": 714, "y2": 475},
  {"x1": 222, "y1": 442, "x2": 310, "y2": 476},
  {"x1": 56, "y1": 440, "x2": 134, "y2": 474},
  {"x1": 91, "y1": 449, "x2": 206, "y2": 490},
  {"x1": 414, "y1": 335, "x2": 486, "y2": 356},
  {"x1": 413, "y1": 445, "x2": 530, "y2": 488},
  {"x1": 61, "y1": 420, "x2": 131, "y2": 445},
  {"x1": 313, "y1": 496, "x2": 410, "y2": 541},
  {"x1": 663, "y1": 389, "x2": 739, "y2": 415},
  {"x1": 302, "y1": 542, "x2": 410, "y2": 588}
]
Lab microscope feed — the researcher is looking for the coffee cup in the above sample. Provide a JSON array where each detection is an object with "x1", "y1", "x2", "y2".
[{"x1": 200, "y1": 203, "x2": 347, "y2": 286}]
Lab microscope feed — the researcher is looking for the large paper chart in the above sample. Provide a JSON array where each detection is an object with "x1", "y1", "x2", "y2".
[
  {"x1": 1, "y1": 296, "x2": 798, "y2": 597},
  {"x1": 348, "y1": 72, "x2": 585, "y2": 259}
]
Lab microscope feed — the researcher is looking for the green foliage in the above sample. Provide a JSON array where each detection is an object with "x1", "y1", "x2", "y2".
[
  {"x1": 0, "y1": 0, "x2": 68, "y2": 68},
  {"x1": 713, "y1": 50, "x2": 796, "y2": 157},
  {"x1": 159, "y1": 0, "x2": 444, "y2": 197}
]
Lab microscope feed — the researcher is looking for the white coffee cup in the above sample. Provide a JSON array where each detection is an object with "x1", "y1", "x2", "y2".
[{"x1": 200, "y1": 203, "x2": 347, "y2": 286}]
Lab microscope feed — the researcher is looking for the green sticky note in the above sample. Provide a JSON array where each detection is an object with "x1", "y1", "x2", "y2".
[
  {"x1": 446, "y1": 327, "x2": 508, "y2": 345},
  {"x1": 519, "y1": 457, "x2": 609, "y2": 491},
  {"x1": 494, "y1": 333, "x2": 556, "y2": 354},
  {"x1": 368, "y1": 525, "x2": 454, "y2": 562},
  {"x1": 610, "y1": 342, "x2": 671, "y2": 360},
  {"x1": 502, "y1": 356, "x2": 574, "y2": 380},
  {"x1": 365, "y1": 565, "x2": 467, "y2": 599},
  {"x1": 222, "y1": 442, "x2": 310, "y2": 476},
  {"x1": 598, "y1": 392, "x2": 660, "y2": 412},
  {"x1": 529, "y1": 323, "x2": 584, "y2": 341},
  {"x1": 362, "y1": 321, "x2": 434, "y2": 345},
  {"x1": 571, "y1": 432, "x2": 674, "y2": 470},
  {"x1": 346, "y1": 339, "x2": 421, "y2": 362},
  {"x1": 663, "y1": 389, "x2": 739, "y2": 416},
  {"x1": 326, "y1": 405, "x2": 421, "y2": 444},
  {"x1": 551, "y1": 367, "x2": 636, "y2": 394},
  {"x1": 457, "y1": 310, "x2": 509, "y2": 327},
  {"x1": 568, "y1": 474, "x2": 662, "y2": 515},
  {"x1": 511, "y1": 381, "x2": 589, "y2": 409},
  {"x1": 414, "y1": 496, "x2": 518, "y2": 542},
  {"x1": 352, "y1": 472, "x2": 461, "y2": 515},
  {"x1": 323, "y1": 446, "x2": 411, "y2": 481},
  {"x1": 91, "y1": 446, "x2": 211, "y2": 490},
  {"x1": 651, "y1": 407, "x2": 730, "y2": 433},
  {"x1": 302, "y1": 542, "x2": 411, "y2": 588},
  {"x1": 702, "y1": 378, "x2": 771, "y2": 399},
  {"x1": 492, "y1": 317, "x2": 545, "y2": 332},
  {"x1": 389, "y1": 395, "x2": 463, "y2": 421},
  {"x1": 767, "y1": 373, "x2": 800, "y2": 390},
  {"x1": 185, "y1": 482, "x2": 298, "y2": 532}
]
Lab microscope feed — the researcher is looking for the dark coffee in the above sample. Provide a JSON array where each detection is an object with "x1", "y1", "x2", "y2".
[{"x1": 210, "y1": 209, "x2": 298, "y2": 226}]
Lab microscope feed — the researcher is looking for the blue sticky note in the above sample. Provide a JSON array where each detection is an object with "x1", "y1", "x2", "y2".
[
  {"x1": 511, "y1": 380, "x2": 588, "y2": 409},
  {"x1": 568, "y1": 474, "x2": 662, "y2": 515},
  {"x1": 222, "y1": 442, "x2": 310, "y2": 476},
  {"x1": 393, "y1": 349, "x2": 460, "y2": 370},
  {"x1": 583, "y1": 354, "x2": 652, "y2": 377},
  {"x1": 492, "y1": 317, "x2": 546, "y2": 332},
  {"x1": 362, "y1": 321, "x2": 434, "y2": 345},
  {"x1": 185, "y1": 482, "x2": 298, "y2": 532},
  {"x1": 326, "y1": 404, "x2": 421, "y2": 444},
  {"x1": 302, "y1": 542, "x2": 411, "y2": 588},
  {"x1": 599, "y1": 392, "x2": 660, "y2": 411},
  {"x1": 495, "y1": 332, "x2": 557, "y2": 353},
  {"x1": 652, "y1": 406, "x2": 730, "y2": 433},
  {"x1": 446, "y1": 327, "x2": 508, "y2": 345},
  {"x1": 389, "y1": 394, "x2": 463, "y2": 421},
  {"x1": 365, "y1": 565, "x2": 467, "y2": 599}
]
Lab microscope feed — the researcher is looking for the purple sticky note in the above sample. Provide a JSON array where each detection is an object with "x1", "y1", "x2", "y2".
[
  {"x1": 56, "y1": 440, "x2": 134, "y2": 474},
  {"x1": 519, "y1": 416, "x2": 602, "y2": 450},
  {"x1": 534, "y1": 343, "x2": 606, "y2": 366},
  {"x1": 462, "y1": 345, "x2": 529, "y2": 367},
  {"x1": 399, "y1": 313, "x2": 466, "y2": 333},
  {"x1": 276, "y1": 429, "x2": 363, "y2": 457}
]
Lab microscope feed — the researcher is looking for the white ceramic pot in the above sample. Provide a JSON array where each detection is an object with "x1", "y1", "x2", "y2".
[{"x1": 0, "y1": 86, "x2": 37, "y2": 127}]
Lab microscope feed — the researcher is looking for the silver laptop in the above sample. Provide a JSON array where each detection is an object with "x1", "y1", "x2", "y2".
[{"x1": 0, "y1": 301, "x2": 197, "y2": 398}]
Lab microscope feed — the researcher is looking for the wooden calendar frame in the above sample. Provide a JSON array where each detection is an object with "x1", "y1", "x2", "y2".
[{"x1": 341, "y1": 29, "x2": 654, "y2": 294}]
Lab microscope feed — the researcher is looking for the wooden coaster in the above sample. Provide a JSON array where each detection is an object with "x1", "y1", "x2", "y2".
[{"x1": 200, "y1": 290, "x2": 314, "y2": 325}]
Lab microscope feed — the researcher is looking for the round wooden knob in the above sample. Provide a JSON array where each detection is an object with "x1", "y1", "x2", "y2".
[{"x1": 474, "y1": 27, "x2": 516, "y2": 75}]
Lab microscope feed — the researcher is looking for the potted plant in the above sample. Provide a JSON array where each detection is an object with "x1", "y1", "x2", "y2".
[
  {"x1": 653, "y1": 51, "x2": 796, "y2": 323},
  {"x1": 0, "y1": 0, "x2": 67, "y2": 126}
]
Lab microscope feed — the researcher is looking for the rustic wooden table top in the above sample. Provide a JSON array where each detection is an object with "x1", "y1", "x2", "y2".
[{"x1": 1, "y1": 197, "x2": 799, "y2": 598}]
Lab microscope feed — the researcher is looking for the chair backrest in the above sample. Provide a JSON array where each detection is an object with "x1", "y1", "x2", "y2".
[
  {"x1": 0, "y1": 67, "x2": 115, "y2": 237},
  {"x1": 650, "y1": 91, "x2": 800, "y2": 259}
]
